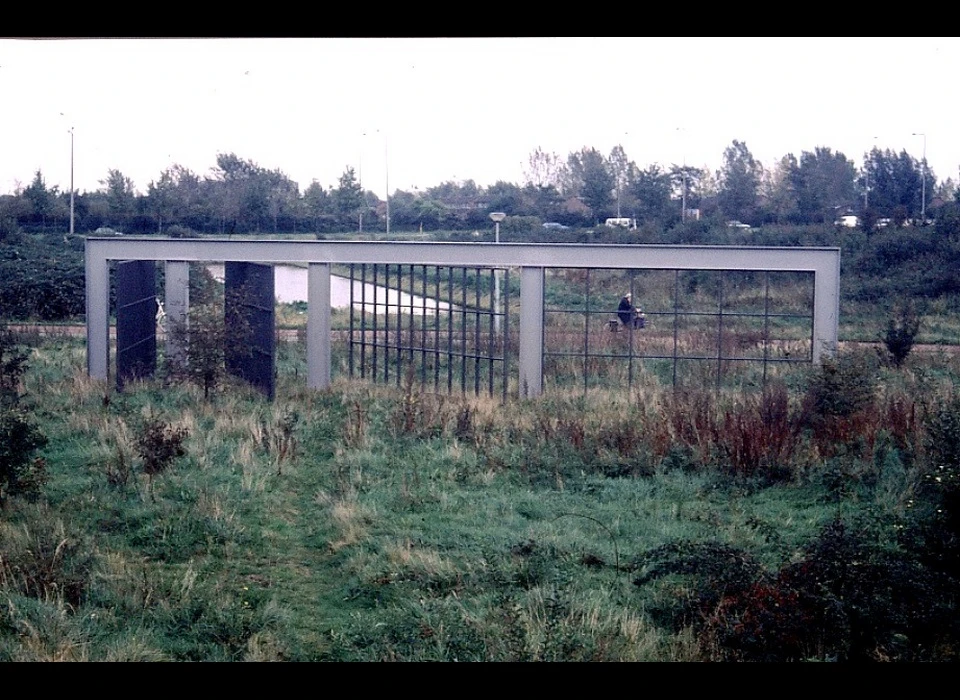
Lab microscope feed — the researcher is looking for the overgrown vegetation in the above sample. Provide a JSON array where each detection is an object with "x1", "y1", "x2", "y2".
[
  {"x1": 0, "y1": 327, "x2": 47, "y2": 506},
  {"x1": 879, "y1": 300, "x2": 923, "y2": 368},
  {"x1": 135, "y1": 417, "x2": 189, "y2": 483},
  {"x1": 0, "y1": 331, "x2": 958, "y2": 660},
  {"x1": 164, "y1": 284, "x2": 255, "y2": 400}
]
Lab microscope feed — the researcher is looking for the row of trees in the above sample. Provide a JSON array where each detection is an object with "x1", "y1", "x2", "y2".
[{"x1": 1, "y1": 142, "x2": 953, "y2": 238}]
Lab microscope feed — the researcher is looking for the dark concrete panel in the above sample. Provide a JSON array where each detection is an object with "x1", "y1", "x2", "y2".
[
  {"x1": 224, "y1": 262, "x2": 275, "y2": 400},
  {"x1": 116, "y1": 260, "x2": 157, "y2": 391}
]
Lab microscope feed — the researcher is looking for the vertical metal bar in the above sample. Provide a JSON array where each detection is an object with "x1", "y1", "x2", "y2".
[
  {"x1": 717, "y1": 270, "x2": 724, "y2": 393},
  {"x1": 360, "y1": 263, "x2": 368, "y2": 379},
  {"x1": 447, "y1": 266, "x2": 454, "y2": 392},
  {"x1": 407, "y1": 263, "x2": 415, "y2": 384},
  {"x1": 386, "y1": 264, "x2": 393, "y2": 385},
  {"x1": 488, "y1": 267, "x2": 495, "y2": 397},
  {"x1": 398, "y1": 264, "x2": 406, "y2": 386},
  {"x1": 421, "y1": 265, "x2": 428, "y2": 388},
  {"x1": 502, "y1": 268, "x2": 509, "y2": 402},
  {"x1": 372, "y1": 264, "x2": 379, "y2": 382},
  {"x1": 349, "y1": 263, "x2": 356, "y2": 378},
  {"x1": 434, "y1": 266, "x2": 441, "y2": 390},
  {"x1": 474, "y1": 267, "x2": 482, "y2": 395},
  {"x1": 583, "y1": 268, "x2": 590, "y2": 394},
  {"x1": 627, "y1": 274, "x2": 635, "y2": 390},
  {"x1": 390, "y1": 264, "x2": 397, "y2": 384},
  {"x1": 461, "y1": 267, "x2": 468, "y2": 393},
  {"x1": 392, "y1": 264, "x2": 400, "y2": 385},
  {"x1": 383, "y1": 264, "x2": 389, "y2": 384},
  {"x1": 810, "y1": 270, "x2": 819, "y2": 362},
  {"x1": 763, "y1": 271, "x2": 771, "y2": 387},
  {"x1": 673, "y1": 269, "x2": 680, "y2": 388}
]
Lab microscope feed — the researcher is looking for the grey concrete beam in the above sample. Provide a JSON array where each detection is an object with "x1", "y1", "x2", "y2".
[{"x1": 84, "y1": 238, "x2": 840, "y2": 272}]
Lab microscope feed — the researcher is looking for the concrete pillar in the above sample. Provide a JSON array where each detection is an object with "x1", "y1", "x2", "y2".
[
  {"x1": 307, "y1": 263, "x2": 332, "y2": 389},
  {"x1": 519, "y1": 266, "x2": 544, "y2": 398},
  {"x1": 85, "y1": 252, "x2": 110, "y2": 381},
  {"x1": 812, "y1": 255, "x2": 841, "y2": 363},
  {"x1": 164, "y1": 261, "x2": 190, "y2": 367}
]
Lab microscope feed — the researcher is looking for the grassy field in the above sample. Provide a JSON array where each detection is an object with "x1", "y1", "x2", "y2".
[{"x1": 1, "y1": 326, "x2": 959, "y2": 661}]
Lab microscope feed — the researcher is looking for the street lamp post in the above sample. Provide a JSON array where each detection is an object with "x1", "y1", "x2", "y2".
[
  {"x1": 68, "y1": 126, "x2": 75, "y2": 235},
  {"x1": 863, "y1": 136, "x2": 877, "y2": 212},
  {"x1": 913, "y1": 132, "x2": 926, "y2": 224},
  {"x1": 677, "y1": 127, "x2": 687, "y2": 223},
  {"x1": 489, "y1": 212, "x2": 506, "y2": 335},
  {"x1": 359, "y1": 132, "x2": 364, "y2": 234},
  {"x1": 385, "y1": 134, "x2": 390, "y2": 236}
]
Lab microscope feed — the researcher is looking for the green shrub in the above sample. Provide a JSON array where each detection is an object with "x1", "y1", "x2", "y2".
[
  {"x1": 925, "y1": 392, "x2": 960, "y2": 471},
  {"x1": 715, "y1": 383, "x2": 803, "y2": 482},
  {"x1": 803, "y1": 353, "x2": 876, "y2": 422},
  {"x1": 799, "y1": 353, "x2": 878, "y2": 455},
  {"x1": 135, "y1": 418, "x2": 188, "y2": 480},
  {"x1": 879, "y1": 301, "x2": 922, "y2": 368},
  {"x1": 0, "y1": 409, "x2": 48, "y2": 505},
  {"x1": 0, "y1": 508, "x2": 94, "y2": 607},
  {"x1": 634, "y1": 519, "x2": 960, "y2": 661},
  {"x1": 0, "y1": 326, "x2": 30, "y2": 406},
  {"x1": 912, "y1": 393, "x2": 960, "y2": 577}
]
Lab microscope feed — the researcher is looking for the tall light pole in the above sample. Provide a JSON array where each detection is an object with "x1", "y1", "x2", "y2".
[
  {"x1": 68, "y1": 126, "x2": 75, "y2": 235},
  {"x1": 489, "y1": 212, "x2": 506, "y2": 335},
  {"x1": 913, "y1": 132, "x2": 926, "y2": 224},
  {"x1": 358, "y1": 132, "x2": 364, "y2": 234},
  {"x1": 863, "y1": 135, "x2": 877, "y2": 211},
  {"x1": 60, "y1": 113, "x2": 75, "y2": 235},
  {"x1": 385, "y1": 133, "x2": 390, "y2": 236},
  {"x1": 675, "y1": 127, "x2": 687, "y2": 223}
]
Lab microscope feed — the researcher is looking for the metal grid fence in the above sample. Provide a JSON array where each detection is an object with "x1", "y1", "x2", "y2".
[
  {"x1": 542, "y1": 267, "x2": 816, "y2": 394},
  {"x1": 346, "y1": 263, "x2": 510, "y2": 400}
]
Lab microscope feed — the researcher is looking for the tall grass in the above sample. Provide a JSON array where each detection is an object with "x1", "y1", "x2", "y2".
[{"x1": 1, "y1": 333, "x2": 959, "y2": 660}]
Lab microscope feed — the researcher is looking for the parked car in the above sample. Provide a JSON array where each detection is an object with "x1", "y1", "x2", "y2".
[
  {"x1": 542, "y1": 222, "x2": 570, "y2": 230},
  {"x1": 725, "y1": 220, "x2": 751, "y2": 229}
]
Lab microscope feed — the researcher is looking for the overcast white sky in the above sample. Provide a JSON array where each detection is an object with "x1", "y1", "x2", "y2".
[{"x1": 2, "y1": 37, "x2": 958, "y2": 199}]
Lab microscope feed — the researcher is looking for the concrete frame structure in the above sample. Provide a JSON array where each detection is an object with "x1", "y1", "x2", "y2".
[{"x1": 85, "y1": 238, "x2": 840, "y2": 398}]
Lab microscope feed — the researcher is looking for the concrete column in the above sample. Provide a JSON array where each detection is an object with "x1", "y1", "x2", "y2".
[
  {"x1": 85, "y1": 250, "x2": 110, "y2": 380},
  {"x1": 164, "y1": 261, "x2": 190, "y2": 367},
  {"x1": 812, "y1": 254, "x2": 841, "y2": 363},
  {"x1": 519, "y1": 266, "x2": 544, "y2": 398},
  {"x1": 307, "y1": 263, "x2": 332, "y2": 389}
]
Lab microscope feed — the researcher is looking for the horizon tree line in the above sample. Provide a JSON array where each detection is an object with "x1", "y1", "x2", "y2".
[{"x1": 1, "y1": 141, "x2": 954, "y2": 238}]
